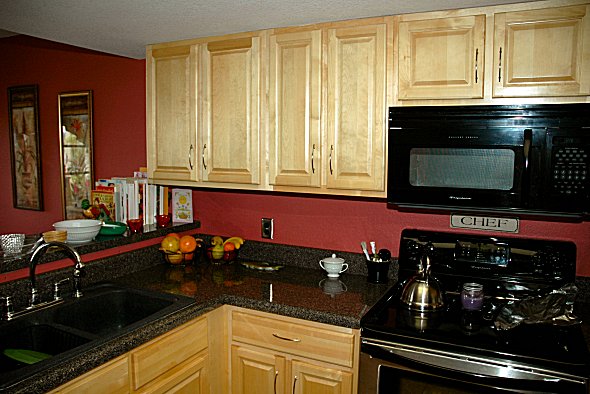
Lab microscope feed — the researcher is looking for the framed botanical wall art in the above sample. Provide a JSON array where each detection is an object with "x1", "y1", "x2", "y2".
[
  {"x1": 8, "y1": 85, "x2": 44, "y2": 210},
  {"x1": 58, "y1": 91, "x2": 94, "y2": 220}
]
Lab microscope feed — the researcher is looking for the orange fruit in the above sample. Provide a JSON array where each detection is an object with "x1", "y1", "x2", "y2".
[
  {"x1": 167, "y1": 232, "x2": 181, "y2": 240},
  {"x1": 179, "y1": 235, "x2": 197, "y2": 253},
  {"x1": 223, "y1": 242, "x2": 235, "y2": 252},
  {"x1": 161, "y1": 236, "x2": 180, "y2": 253}
]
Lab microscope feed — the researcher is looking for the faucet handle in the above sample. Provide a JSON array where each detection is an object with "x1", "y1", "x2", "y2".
[
  {"x1": 53, "y1": 278, "x2": 70, "y2": 300},
  {"x1": 0, "y1": 296, "x2": 14, "y2": 320}
]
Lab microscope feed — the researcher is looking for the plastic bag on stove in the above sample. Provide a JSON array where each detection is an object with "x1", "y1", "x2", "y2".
[{"x1": 494, "y1": 283, "x2": 581, "y2": 330}]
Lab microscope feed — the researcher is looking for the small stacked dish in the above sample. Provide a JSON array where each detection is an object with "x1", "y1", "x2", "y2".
[
  {"x1": 42, "y1": 230, "x2": 67, "y2": 243},
  {"x1": 53, "y1": 220, "x2": 102, "y2": 244}
]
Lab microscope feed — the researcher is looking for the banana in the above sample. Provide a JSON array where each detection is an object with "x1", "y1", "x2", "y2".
[
  {"x1": 224, "y1": 236, "x2": 245, "y2": 249},
  {"x1": 211, "y1": 236, "x2": 224, "y2": 246}
]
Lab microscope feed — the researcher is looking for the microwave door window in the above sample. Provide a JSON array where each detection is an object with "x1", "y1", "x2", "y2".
[{"x1": 409, "y1": 148, "x2": 515, "y2": 190}]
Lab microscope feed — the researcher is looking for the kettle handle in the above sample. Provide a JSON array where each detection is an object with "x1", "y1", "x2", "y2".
[{"x1": 419, "y1": 242, "x2": 435, "y2": 273}]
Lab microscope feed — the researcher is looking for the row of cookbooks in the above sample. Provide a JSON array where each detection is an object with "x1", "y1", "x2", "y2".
[{"x1": 91, "y1": 169, "x2": 193, "y2": 229}]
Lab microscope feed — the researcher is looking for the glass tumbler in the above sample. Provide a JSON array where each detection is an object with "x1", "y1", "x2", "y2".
[{"x1": 461, "y1": 282, "x2": 484, "y2": 311}]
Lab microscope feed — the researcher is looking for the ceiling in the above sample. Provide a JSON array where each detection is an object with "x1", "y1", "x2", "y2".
[{"x1": 0, "y1": 0, "x2": 534, "y2": 59}]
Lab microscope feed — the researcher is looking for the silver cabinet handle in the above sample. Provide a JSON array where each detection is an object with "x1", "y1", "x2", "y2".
[
  {"x1": 311, "y1": 144, "x2": 316, "y2": 174},
  {"x1": 498, "y1": 47, "x2": 502, "y2": 83},
  {"x1": 329, "y1": 145, "x2": 334, "y2": 175},
  {"x1": 202, "y1": 144, "x2": 207, "y2": 170},
  {"x1": 188, "y1": 144, "x2": 194, "y2": 170},
  {"x1": 475, "y1": 48, "x2": 479, "y2": 84},
  {"x1": 292, "y1": 375, "x2": 298, "y2": 394},
  {"x1": 272, "y1": 333, "x2": 301, "y2": 342},
  {"x1": 274, "y1": 370, "x2": 279, "y2": 394}
]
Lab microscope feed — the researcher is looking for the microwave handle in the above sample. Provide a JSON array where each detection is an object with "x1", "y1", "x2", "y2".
[{"x1": 522, "y1": 129, "x2": 532, "y2": 203}]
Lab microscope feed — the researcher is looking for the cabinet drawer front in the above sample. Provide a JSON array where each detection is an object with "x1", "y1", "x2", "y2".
[
  {"x1": 231, "y1": 311, "x2": 355, "y2": 367},
  {"x1": 51, "y1": 355, "x2": 129, "y2": 394},
  {"x1": 132, "y1": 317, "x2": 208, "y2": 390}
]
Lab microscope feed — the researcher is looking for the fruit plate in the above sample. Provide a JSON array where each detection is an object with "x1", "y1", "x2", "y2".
[{"x1": 240, "y1": 261, "x2": 284, "y2": 271}]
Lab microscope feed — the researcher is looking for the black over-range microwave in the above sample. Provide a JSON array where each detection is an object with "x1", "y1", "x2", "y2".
[{"x1": 387, "y1": 104, "x2": 590, "y2": 218}]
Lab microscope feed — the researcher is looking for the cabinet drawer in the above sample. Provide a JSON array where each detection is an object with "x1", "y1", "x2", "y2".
[
  {"x1": 51, "y1": 355, "x2": 129, "y2": 394},
  {"x1": 131, "y1": 317, "x2": 208, "y2": 390},
  {"x1": 231, "y1": 310, "x2": 355, "y2": 367}
]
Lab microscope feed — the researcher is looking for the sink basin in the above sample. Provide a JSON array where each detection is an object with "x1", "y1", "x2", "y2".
[
  {"x1": 0, "y1": 323, "x2": 90, "y2": 374},
  {"x1": 0, "y1": 282, "x2": 195, "y2": 391},
  {"x1": 52, "y1": 286, "x2": 178, "y2": 335}
]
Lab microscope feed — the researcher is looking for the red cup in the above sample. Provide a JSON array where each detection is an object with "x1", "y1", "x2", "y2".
[
  {"x1": 126, "y1": 219, "x2": 143, "y2": 234},
  {"x1": 155, "y1": 214, "x2": 171, "y2": 228}
]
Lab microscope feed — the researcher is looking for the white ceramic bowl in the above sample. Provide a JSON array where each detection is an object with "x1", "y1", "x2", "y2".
[{"x1": 53, "y1": 220, "x2": 102, "y2": 244}]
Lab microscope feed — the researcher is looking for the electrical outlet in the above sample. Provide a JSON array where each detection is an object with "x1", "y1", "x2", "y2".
[{"x1": 261, "y1": 218, "x2": 274, "y2": 239}]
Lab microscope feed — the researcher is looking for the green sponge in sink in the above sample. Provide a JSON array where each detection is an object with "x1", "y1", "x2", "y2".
[{"x1": 3, "y1": 349, "x2": 52, "y2": 364}]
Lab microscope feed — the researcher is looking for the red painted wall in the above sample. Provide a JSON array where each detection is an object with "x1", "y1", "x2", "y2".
[
  {"x1": 193, "y1": 190, "x2": 590, "y2": 276},
  {"x1": 0, "y1": 35, "x2": 146, "y2": 233},
  {"x1": 1, "y1": 35, "x2": 589, "y2": 276}
]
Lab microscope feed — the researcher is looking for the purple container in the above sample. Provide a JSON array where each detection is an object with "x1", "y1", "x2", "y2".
[{"x1": 461, "y1": 283, "x2": 484, "y2": 311}]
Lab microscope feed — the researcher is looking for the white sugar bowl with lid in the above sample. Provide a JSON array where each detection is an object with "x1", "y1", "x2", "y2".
[{"x1": 319, "y1": 254, "x2": 348, "y2": 278}]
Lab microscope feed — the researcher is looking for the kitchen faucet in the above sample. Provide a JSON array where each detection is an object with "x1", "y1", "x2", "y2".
[
  {"x1": 1, "y1": 241, "x2": 85, "y2": 320},
  {"x1": 29, "y1": 241, "x2": 85, "y2": 306}
]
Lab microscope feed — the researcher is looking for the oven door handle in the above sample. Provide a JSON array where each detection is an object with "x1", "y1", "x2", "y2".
[{"x1": 361, "y1": 339, "x2": 586, "y2": 388}]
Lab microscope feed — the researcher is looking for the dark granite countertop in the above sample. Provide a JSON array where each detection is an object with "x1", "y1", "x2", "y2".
[
  {"x1": 3, "y1": 245, "x2": 392, "y2": 394},
  {"x1": 4, "y1": 236, "x2": 590, "y2": 393}
]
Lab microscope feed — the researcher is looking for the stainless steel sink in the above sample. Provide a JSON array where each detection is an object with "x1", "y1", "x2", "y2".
[{"x1": 0, "y1": 282, "x2": 195, "y2": 391}]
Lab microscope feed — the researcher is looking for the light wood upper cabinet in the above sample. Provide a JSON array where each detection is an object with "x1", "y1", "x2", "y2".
[
  {"x1": 269, "y1": 29, "x2": 322, "y2": 188},
  {"x1": 201, "y1": 35, "x2": 263, "y2": 185},
  {"x1": 398, "y1": 15, "x2": 485, "y2": 100},
  {"x1": 493, "y1": 4, "x2": 590, "y2": 97},
  {"x1": 326, "y1": 22, "x2": 387, "y2": 192},
  {"x1": 147, "y1": 44, "x2": 199, "y2": 182}
]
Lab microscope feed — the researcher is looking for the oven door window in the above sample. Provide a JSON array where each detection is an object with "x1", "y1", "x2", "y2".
[{"x1": 409, "y1": 148, "x2": 515, "y2": 190}]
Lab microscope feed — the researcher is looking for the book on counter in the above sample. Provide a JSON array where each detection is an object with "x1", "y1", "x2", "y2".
[
  {"x1": 96, "y1": 176, "x2": 170, "y2": 226},
  {"x1": 171, "y1": 188, "x2": 193, "y2": 223},
  {"x1": 90, "y1": 186, "x2": 116, "y2": 222}
]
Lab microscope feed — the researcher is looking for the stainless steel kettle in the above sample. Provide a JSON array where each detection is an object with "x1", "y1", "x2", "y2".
[{"x1": 399, "y1": 245, "x2": 445, "y2": 311}]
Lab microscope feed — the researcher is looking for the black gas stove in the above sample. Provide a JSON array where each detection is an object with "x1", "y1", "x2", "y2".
[{"x1": 359, "y1": 229, "x2": 590, "y2": 394}]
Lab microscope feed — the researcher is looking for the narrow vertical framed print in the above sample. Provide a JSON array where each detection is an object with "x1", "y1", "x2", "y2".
[
  {"x1": 8, "y1": 85, "x2": 43, "y2": 210},
  {"x1": 58, "y1": 90, "x2": 94, "y2": 220}
]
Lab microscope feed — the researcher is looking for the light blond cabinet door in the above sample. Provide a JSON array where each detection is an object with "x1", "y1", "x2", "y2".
[
  {"x1": 231, "y1": 345, "x2": 286, "y2": 394},
  {"x1": 202, "y1": 36, "x2": 262, "y2": 184},
  {"x1": 147, "y1": 45, "x2": 199, "y2": 182},
  {"x1": 50, "y1": 355, "x2": 129, "y2": 394},
  {"x1": 269, "y1": 30, "x2": 322, "y2": 188},
  {"x1": 493, "y1": 5, "x2": 590, "y2": 97},
  {"x1": 143, "y1": 352, "x2": 209, "y2": 394},
  {"x1": 131, "y1": 317, "x2": 208, "y2": 391},
  {"x1": 291, "y1": 360, "x2": 353, "y2": 394},
  {"x1": 398, "y1": 15, "x2": 485, "y2": 99},
  {"x1": 326, "y1": 23, "x2": 387, "y2": 192}
]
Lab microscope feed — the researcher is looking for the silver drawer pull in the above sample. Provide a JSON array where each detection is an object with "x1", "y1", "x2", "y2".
[{"x1": 272, "y1": 333, "x2": 301, "y2": 342}]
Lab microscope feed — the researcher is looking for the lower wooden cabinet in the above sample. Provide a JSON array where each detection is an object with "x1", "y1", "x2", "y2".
[
  {"x1": 229, "y1": 307, "x2": 359, "y2": 394},
  {"x1": 232, "y1": 345, "x2": 353, "y2": 394},
  {"x1": 51, "y1": 316, "x2": 209, "y2": 393},
  {"x1": 51, "y1": 355, "x2": 129, "y2": 394},
  {"x1": 50, "y1": 307, "x2": 359, "y2": 394}
]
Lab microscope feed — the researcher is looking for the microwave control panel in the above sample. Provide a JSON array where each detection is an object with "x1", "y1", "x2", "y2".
[{"x1": 552, "y1": 146, "x2": 588, "y2": 196}]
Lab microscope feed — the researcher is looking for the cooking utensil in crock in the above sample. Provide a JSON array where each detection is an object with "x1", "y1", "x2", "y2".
[{"x1": 399, "y1": 245, "x2": 444, "y2": 311}]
